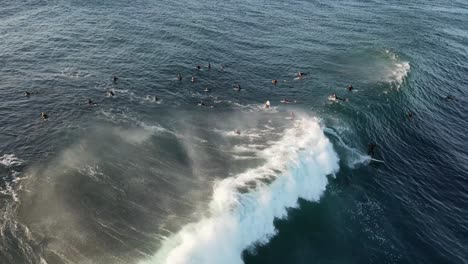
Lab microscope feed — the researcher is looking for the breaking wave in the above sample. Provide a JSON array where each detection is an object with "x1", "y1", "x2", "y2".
[{"x1": 141, "y1": 116, "x2": 340, "y2": 264}]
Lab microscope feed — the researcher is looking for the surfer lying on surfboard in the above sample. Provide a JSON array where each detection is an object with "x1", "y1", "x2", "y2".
[
  {"x1": 280, "y1": 98, "x2": 296, "y2": 104},
  {"x1": 328, "y1": 93, "x2": 349, "y2": 102},
  {"x1": 296, "y1": 72, "x2": 306, "y2": 79}
]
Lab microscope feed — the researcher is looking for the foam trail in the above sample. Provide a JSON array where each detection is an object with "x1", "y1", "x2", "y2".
[
  {"x1": 323, "y1": 127, "x2": 370, "y2": 168},
  {"x1": 142, "y1": 116, "x2": 339, "y2": 264}
]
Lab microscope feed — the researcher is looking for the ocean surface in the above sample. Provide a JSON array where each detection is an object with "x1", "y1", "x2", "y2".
[{"x1": 1, "y1": 0, "x2": 467, "y2": 263}]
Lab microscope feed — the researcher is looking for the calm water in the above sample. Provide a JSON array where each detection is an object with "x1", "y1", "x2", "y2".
[{"x1": 1, "y1": 0, "x2": 467, "y2": 264}]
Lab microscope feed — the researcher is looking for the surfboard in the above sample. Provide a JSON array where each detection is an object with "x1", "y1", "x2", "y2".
[{"x1": 370, "y1": 158, "x2": 385, "y2": 163}]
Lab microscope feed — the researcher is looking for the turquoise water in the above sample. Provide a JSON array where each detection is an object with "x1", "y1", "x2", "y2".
[{"x1": 1, "y1": 1, "x2": 467, "y2": 263}]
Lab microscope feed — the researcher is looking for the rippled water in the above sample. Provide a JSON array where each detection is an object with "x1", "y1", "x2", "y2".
[{"x1": 1, "y1": 0, "x2": 467, "y2": 264}]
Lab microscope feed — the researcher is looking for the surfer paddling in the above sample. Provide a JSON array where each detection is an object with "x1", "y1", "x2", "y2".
[
  {"x1": 272, "y1": 79, "x2": 278, "y2": 85},
  {"x1": 41, "y1": 112, "x2": 48, "y2": 120},
  {"x1": 347, "y1": 84, "x2": 353, "y2": 91},
  {"x1": 233, "y1": 84, "x2": 241, "y2": 91},
  {"x1": 198, "y1": 101, "x2": 213, "y2": 108},
  {"x1": 296, "y1": 72, "x2": 306, "y2": 79},
  {"x1": 87, "y1": 99, "x2": 97, "y2": 106},
  {"x1": 329, "y1": 93, "x2": 349, "y2": 102},
  {"x1": 281, "y1": 98, "x2": 296, "y2": 104}
]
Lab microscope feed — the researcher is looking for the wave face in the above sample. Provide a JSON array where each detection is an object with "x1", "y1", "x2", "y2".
[{"x1": 143, "y1": 116, "x2": 340, "y2": 264}]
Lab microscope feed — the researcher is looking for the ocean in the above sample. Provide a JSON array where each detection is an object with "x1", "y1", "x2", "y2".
[{"x1": 1, "y1": 0, "x2": 467, "y2": 263}]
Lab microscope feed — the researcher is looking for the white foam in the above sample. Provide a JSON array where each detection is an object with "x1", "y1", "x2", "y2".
[
  {"x1": 384, "y1": 50, "x2": 410, "y2": 88},
  {"x1": 141, "y1": 116, "x2": 339, "y2": 264},
  {"x1": 1, "y1": 171, "x2": 21, "y2": 202},
  {"x1": 232, "y1": 145, "x2": 257, "y2": 153},
  {"x1": 232, "y1": 155, "x2": 261, "y2": 160},
  {"x1": 78, "y1": 165, "x2": 107, "y2": 182},
  {"x1": 0, "y1": 154, "x2": 24, "y2": 167},
  {"x1": 214, "y1": 129, "x2": 262, "y2": 139}
]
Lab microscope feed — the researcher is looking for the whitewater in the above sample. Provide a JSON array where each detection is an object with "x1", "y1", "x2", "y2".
[{"x1": 142, "y1": 116, "x2": 340, "y2": 264}]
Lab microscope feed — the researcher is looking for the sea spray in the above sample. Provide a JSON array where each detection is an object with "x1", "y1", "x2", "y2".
[{"x1": 142, "y1": 116, "x2": 340, "y2": 264}]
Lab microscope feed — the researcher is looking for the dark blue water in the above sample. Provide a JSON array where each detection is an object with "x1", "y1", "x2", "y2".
[{"x1": 1, "y1": 1, "x2": 467, "y2": 263}]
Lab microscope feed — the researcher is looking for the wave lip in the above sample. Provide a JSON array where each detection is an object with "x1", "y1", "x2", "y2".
[{"x1": 143, "y1": 116, "x2": 340, "y2": 264}]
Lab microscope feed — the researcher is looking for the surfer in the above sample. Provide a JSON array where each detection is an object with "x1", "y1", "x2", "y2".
[
  {"x1": 233, "y1": 84, "x2": 241, "y2": 91},
  {"x1": 24, "y1": 91, "x2": 31, "y2": 97},
  {"x1": 281, "y1": 98, "x2": 295, "y2": 104},
  {"x1": 113, "y1": 75, "x2": 118, "y2": 82},
  {"x1": 196, "y1": 65, "x2": 201, "y2": 70},
  {"x1": 87, "y1": 99, "x2": 97, "y2": 106},
  {"x1": 347, "y1": 84, "x2": 353, "y2": 91},
  {"x1": 191, "y1": 76, "x2": 196, "y2": 83},
  {"x1": 368, "y1": 143, "x2": 378, "y2": 157},
  {"x1": 330, "y1": 93, "x2": 348, "y2": 102},
  {"x1": 272, "y1": 79, "x2": 278, "y2": 85},
  {"x1": 41, "y1": 112, "x2": 48, "y2": 120},
  {"x1": 407, "y1": 111, "x2": 414, "y2": 119},
  {"x1": 198, "y1": 101, "x2": 213, "y2": 108},
  {"x1": 444, "y1": 95, "x2": 456, "y2": 101},
  {"x1": 208, "y1": 63, "x2": 211, "y2": 69},
  {"x1": 204, "y1": 87, "x2": 211, "y2": 92},
  {"x1": 296, "y1": 72, "x2": 306, "y2": 79},
  {"x1": 177, "y1": 73, "x2": 182, "y2": 81},
  {"x1": 235, "y1": 129, "x2": 241, "y2": 135},
  {"x1": 264, "y1": 100, "x2": 271, "y2": 108},
  {"x1": 107, "y1": 90, "x2": 115, "y2": 96}
]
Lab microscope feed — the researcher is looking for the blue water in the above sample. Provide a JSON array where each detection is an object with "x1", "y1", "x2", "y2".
[{"x1": 1, "y1": 0, "x2": 467, "y2": 263}]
